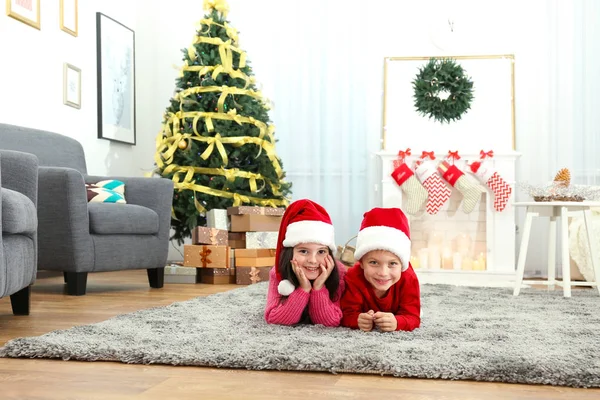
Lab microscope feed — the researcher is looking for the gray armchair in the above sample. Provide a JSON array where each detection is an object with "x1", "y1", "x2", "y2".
[
  {"x1": 0, "y1": 150, "x2": 38, "y2": 314},
  {"x1": 0, "y1": 123, "x2": 174, "y2": 296}
]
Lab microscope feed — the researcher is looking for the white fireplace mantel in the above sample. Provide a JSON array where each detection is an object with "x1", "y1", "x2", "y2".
[{"x1": 374, "y1": 151, "x2": 521, "y2": 287}]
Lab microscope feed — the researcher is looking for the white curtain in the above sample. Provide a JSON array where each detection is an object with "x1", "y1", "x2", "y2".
[
  {"x1": 571, "y1": 0, "x2": 600, "y2": 185},
  {"x1": 232, "y1": 0, "x2": 380, "y2": 245},
  {"x1": 514, "y1": 0, "x2": 600, "y2": 273}
]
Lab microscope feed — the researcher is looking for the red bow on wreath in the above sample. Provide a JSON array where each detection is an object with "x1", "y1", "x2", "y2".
[{"x1": 480, "y1": 150, "x2": 494, "y2": 159}]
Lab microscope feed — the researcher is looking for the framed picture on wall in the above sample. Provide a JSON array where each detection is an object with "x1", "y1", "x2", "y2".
[
  {"x1": 63, "y1": 63, "x2": 81, "y2": 109},
  {"x1": 60, "y1": 0, "x2": 78, "y2": 36},
  {"x1": 6, "y1": 0, "x2": 40, "y2": 29},
  {"x1": 96, "y1": 12, "x2": 136, "y2": 145}
]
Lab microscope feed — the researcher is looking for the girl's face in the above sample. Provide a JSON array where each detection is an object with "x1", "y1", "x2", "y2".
[
  {"x1": 292, "y1": 243, "x2": 330, "y2": 280},
  {"x1": 360, "y1": 250, "x2": 402, "y2": 298}
]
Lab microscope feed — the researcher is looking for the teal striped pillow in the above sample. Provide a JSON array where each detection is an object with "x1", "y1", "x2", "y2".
[
  {"x1": 95, "y1": 180, "x2": 125, "y2": 196},
  {"x1": 86, "y1": 180, "x2": 127, "y2": 204}
]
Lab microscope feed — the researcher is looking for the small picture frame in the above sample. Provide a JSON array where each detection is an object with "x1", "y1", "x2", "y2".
[
  {"x1": 6, "y1": 0, "x2": 40, "y2": 29},
  {"x1": 63, "y1": 63, "x2": 81, "y2": 109},
  {"x1": 60, "y1": 0, "x2": 78, "y2": 36}
]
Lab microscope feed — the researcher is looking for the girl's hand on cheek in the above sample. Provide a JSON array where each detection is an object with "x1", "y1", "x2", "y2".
[
  {"x1": 291, "y1": 259, "x2": 311, "y2": 293},
  {"x1": 312, "y1": 255, "x2": 334, "y2": 291}
]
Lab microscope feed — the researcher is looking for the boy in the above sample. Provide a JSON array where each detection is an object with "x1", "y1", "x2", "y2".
[{"x1": 341, "y1": 207, "x2": 421, "y2": 332}]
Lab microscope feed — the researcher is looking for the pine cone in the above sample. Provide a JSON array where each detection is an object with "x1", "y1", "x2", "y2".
[{"x1": 554, "y1": 168, "x2": 571, "y2": 187}]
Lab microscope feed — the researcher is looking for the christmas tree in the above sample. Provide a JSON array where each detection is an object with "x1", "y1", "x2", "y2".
[{"x1": 155, "y1": 0, "x2": 291, "y2": 244}]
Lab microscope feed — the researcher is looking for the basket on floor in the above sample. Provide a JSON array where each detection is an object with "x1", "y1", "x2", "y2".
[{"x1": 336, "y1": 235, "x2": 357, "y2": 267}]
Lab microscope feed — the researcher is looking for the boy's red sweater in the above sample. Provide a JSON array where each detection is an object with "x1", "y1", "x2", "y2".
[{"x1": 341, "y1": 263, "x2": 421, "y2": 331}]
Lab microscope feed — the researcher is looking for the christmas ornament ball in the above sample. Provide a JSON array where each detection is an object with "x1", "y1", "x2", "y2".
[{"x1": 178, "y1": 140, "x2": 187, "y2": 150}]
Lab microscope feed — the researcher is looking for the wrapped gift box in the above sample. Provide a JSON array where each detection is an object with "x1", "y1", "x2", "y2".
[
  {"x1": 183, "y1": 245, "x2": 231, "y2": 268},
  {"x1": 227, "y1": 206, "x2": 285, "y2": 216},
  {"x1": 230, "y1": 214, "x2": 282, "y2": 232},
  {"x1": 207, "y1": 209, "x2": 229, "y2": 230},
  {"x1": 236, "y1": 266, "x2": 271, "y2": 285},
  {"x1": 198, "y1": 267, "x2": 235, "y2": 284},
  {"x1": 234, "y1": 249, "x2": 276, "y2": 258},
  {"x1": 228, "y1": 232, "x2": 246, "y2": 249},
  {"x1": 164, "y1": 265, "x2": 198, "y2": 284},
  {"x1": 235, "y1": 256, "x2": 275, "y2": 267},
  {"x1": 245, "y1": 231, "x2": 278, "y2": 249},
  {"x1": 192, "y1": 227, "x2": 228, "y2": 246}
]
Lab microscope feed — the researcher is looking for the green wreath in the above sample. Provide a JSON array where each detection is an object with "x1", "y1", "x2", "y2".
[{"x1": 412, "y1": 58, "x2": 474, "y2": 124}]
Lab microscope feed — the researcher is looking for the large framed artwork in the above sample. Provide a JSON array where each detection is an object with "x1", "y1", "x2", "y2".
[
  {"x1": 96, "y1": 12, "x2": 136, "y2": 145},
  {"x1": 6, "y1": 0, "x2": 40, "y2": 29}
]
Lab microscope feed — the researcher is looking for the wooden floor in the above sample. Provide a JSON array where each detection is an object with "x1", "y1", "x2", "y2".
[{"x1": 1, "y1": 271, "x2": 598, "y2": 400}]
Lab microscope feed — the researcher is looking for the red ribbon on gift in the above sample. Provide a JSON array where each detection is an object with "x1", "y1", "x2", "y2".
[
  {"x1": 420, "y1": 151, "x2": 435, "y2": 160},
  {"x1": 480, "y1": 150, "x2": 494, "y2": 159},
  {"x1": 447, "y1": 150, "x2": 461, "y2": 163},
  {"x1": 200, "y1": 247, "x2": 212, "y2": 267}
]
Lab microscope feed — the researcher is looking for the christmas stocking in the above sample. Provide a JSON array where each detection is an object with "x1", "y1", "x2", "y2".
[
  {"x1": 438, "y1": 161, "x2": 484, "y2": 213},
  {"x1": 391, "y1": 163, "x2": 427, "y2": 215},
  {"x1": 415, "y1": 161, "x2": 452, "y2": 215},
  {"x1": 469, "y1": 161, "x2": 512, "y2": 211}
]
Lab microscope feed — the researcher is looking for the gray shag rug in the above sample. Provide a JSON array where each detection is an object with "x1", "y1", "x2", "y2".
[{"x1": 2, "y1": 283, "x2": 600, "y2": 388}]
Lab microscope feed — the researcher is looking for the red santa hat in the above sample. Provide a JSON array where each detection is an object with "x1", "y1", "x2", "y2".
[
  {"x1": 353, "y1": 207, "x2": 411, "y2": 271},
  {"x1": 275, "y1": 199, "x2": 336, "y2": 295}
]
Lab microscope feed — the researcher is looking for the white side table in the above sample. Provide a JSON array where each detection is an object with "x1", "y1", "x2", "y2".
[{"x1": 513, "y1": 201, "x2": 600, "y2": 297}]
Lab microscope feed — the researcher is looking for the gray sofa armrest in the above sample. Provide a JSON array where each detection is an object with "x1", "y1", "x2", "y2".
[
  {"x1": 0, "y1": 150, "x2": 39, "y2": 277},
  {"x1": 0, "y1": 150, "x2": 38, "y2": 207},
  {"x1": 38, "y1": 167, "x2": 93, "y2": 271},
  {"x1": 85, "y1": 175, "x2": 174, "y2": 240}
]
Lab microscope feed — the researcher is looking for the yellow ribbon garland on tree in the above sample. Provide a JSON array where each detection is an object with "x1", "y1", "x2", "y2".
[
  {"x1": 157, "y1": 0, "x2": 289, "y2": 216},
  {"x1": 156, "y1": 129, "x2": 283, "y2": 179},
  {"x1": 159, "y1": 110, "x2": 274, "y2": 145},
  {"x1": 203, "y1": 0, "x2": 229, "y2": 17}
]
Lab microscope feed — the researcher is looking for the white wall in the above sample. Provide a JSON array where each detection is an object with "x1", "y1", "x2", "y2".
[{"x1": 0, "y1": 0, "x2": 142, "y2": 176}]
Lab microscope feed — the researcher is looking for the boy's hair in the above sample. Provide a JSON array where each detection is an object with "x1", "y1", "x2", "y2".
[{"x1": 277, "y1": 246, "x2": 340, "y2": 301}]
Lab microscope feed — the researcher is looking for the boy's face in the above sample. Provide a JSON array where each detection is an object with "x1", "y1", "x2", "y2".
[{"x1": 360, "y1": 250, "x2": 402, "y2": 296}]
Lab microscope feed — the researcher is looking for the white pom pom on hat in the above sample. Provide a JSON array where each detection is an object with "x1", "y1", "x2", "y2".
[{"x1": 277, "y1": 279, "x2": 295, "y2": 296}]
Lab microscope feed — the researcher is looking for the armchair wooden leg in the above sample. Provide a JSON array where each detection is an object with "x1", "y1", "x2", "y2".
[
  {"x1": 65, "y1": 272, "x2": 88, "y2": 296},
  {"x1": 10, "y1": 286, "x2": 31, "y2": 315},
  {"x1": 147, "y1": 268, "x2": 165, "y2": 289}
]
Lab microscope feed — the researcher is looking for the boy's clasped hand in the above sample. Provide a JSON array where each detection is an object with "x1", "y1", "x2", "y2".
[{"x1": 358, "y1": 310, "x2": 398, "y2": 332}]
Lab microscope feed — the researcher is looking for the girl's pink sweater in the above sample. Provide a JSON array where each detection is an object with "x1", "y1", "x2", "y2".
[{"x1": 264, "y1": 262, "x2": 347, "y2": 327}]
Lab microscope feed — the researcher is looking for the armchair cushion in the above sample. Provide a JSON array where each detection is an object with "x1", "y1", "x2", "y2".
[
  {"x1": 88, "y1": 203, "x2": 159, "y2": 235},
  {"x1": 1, "y1": 188, "x2": 37, "y2": 234}
]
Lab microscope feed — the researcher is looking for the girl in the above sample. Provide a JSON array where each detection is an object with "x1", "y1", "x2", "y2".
[{"x1": 264, "y1": 199, "x2": 346, "y2": 327}]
